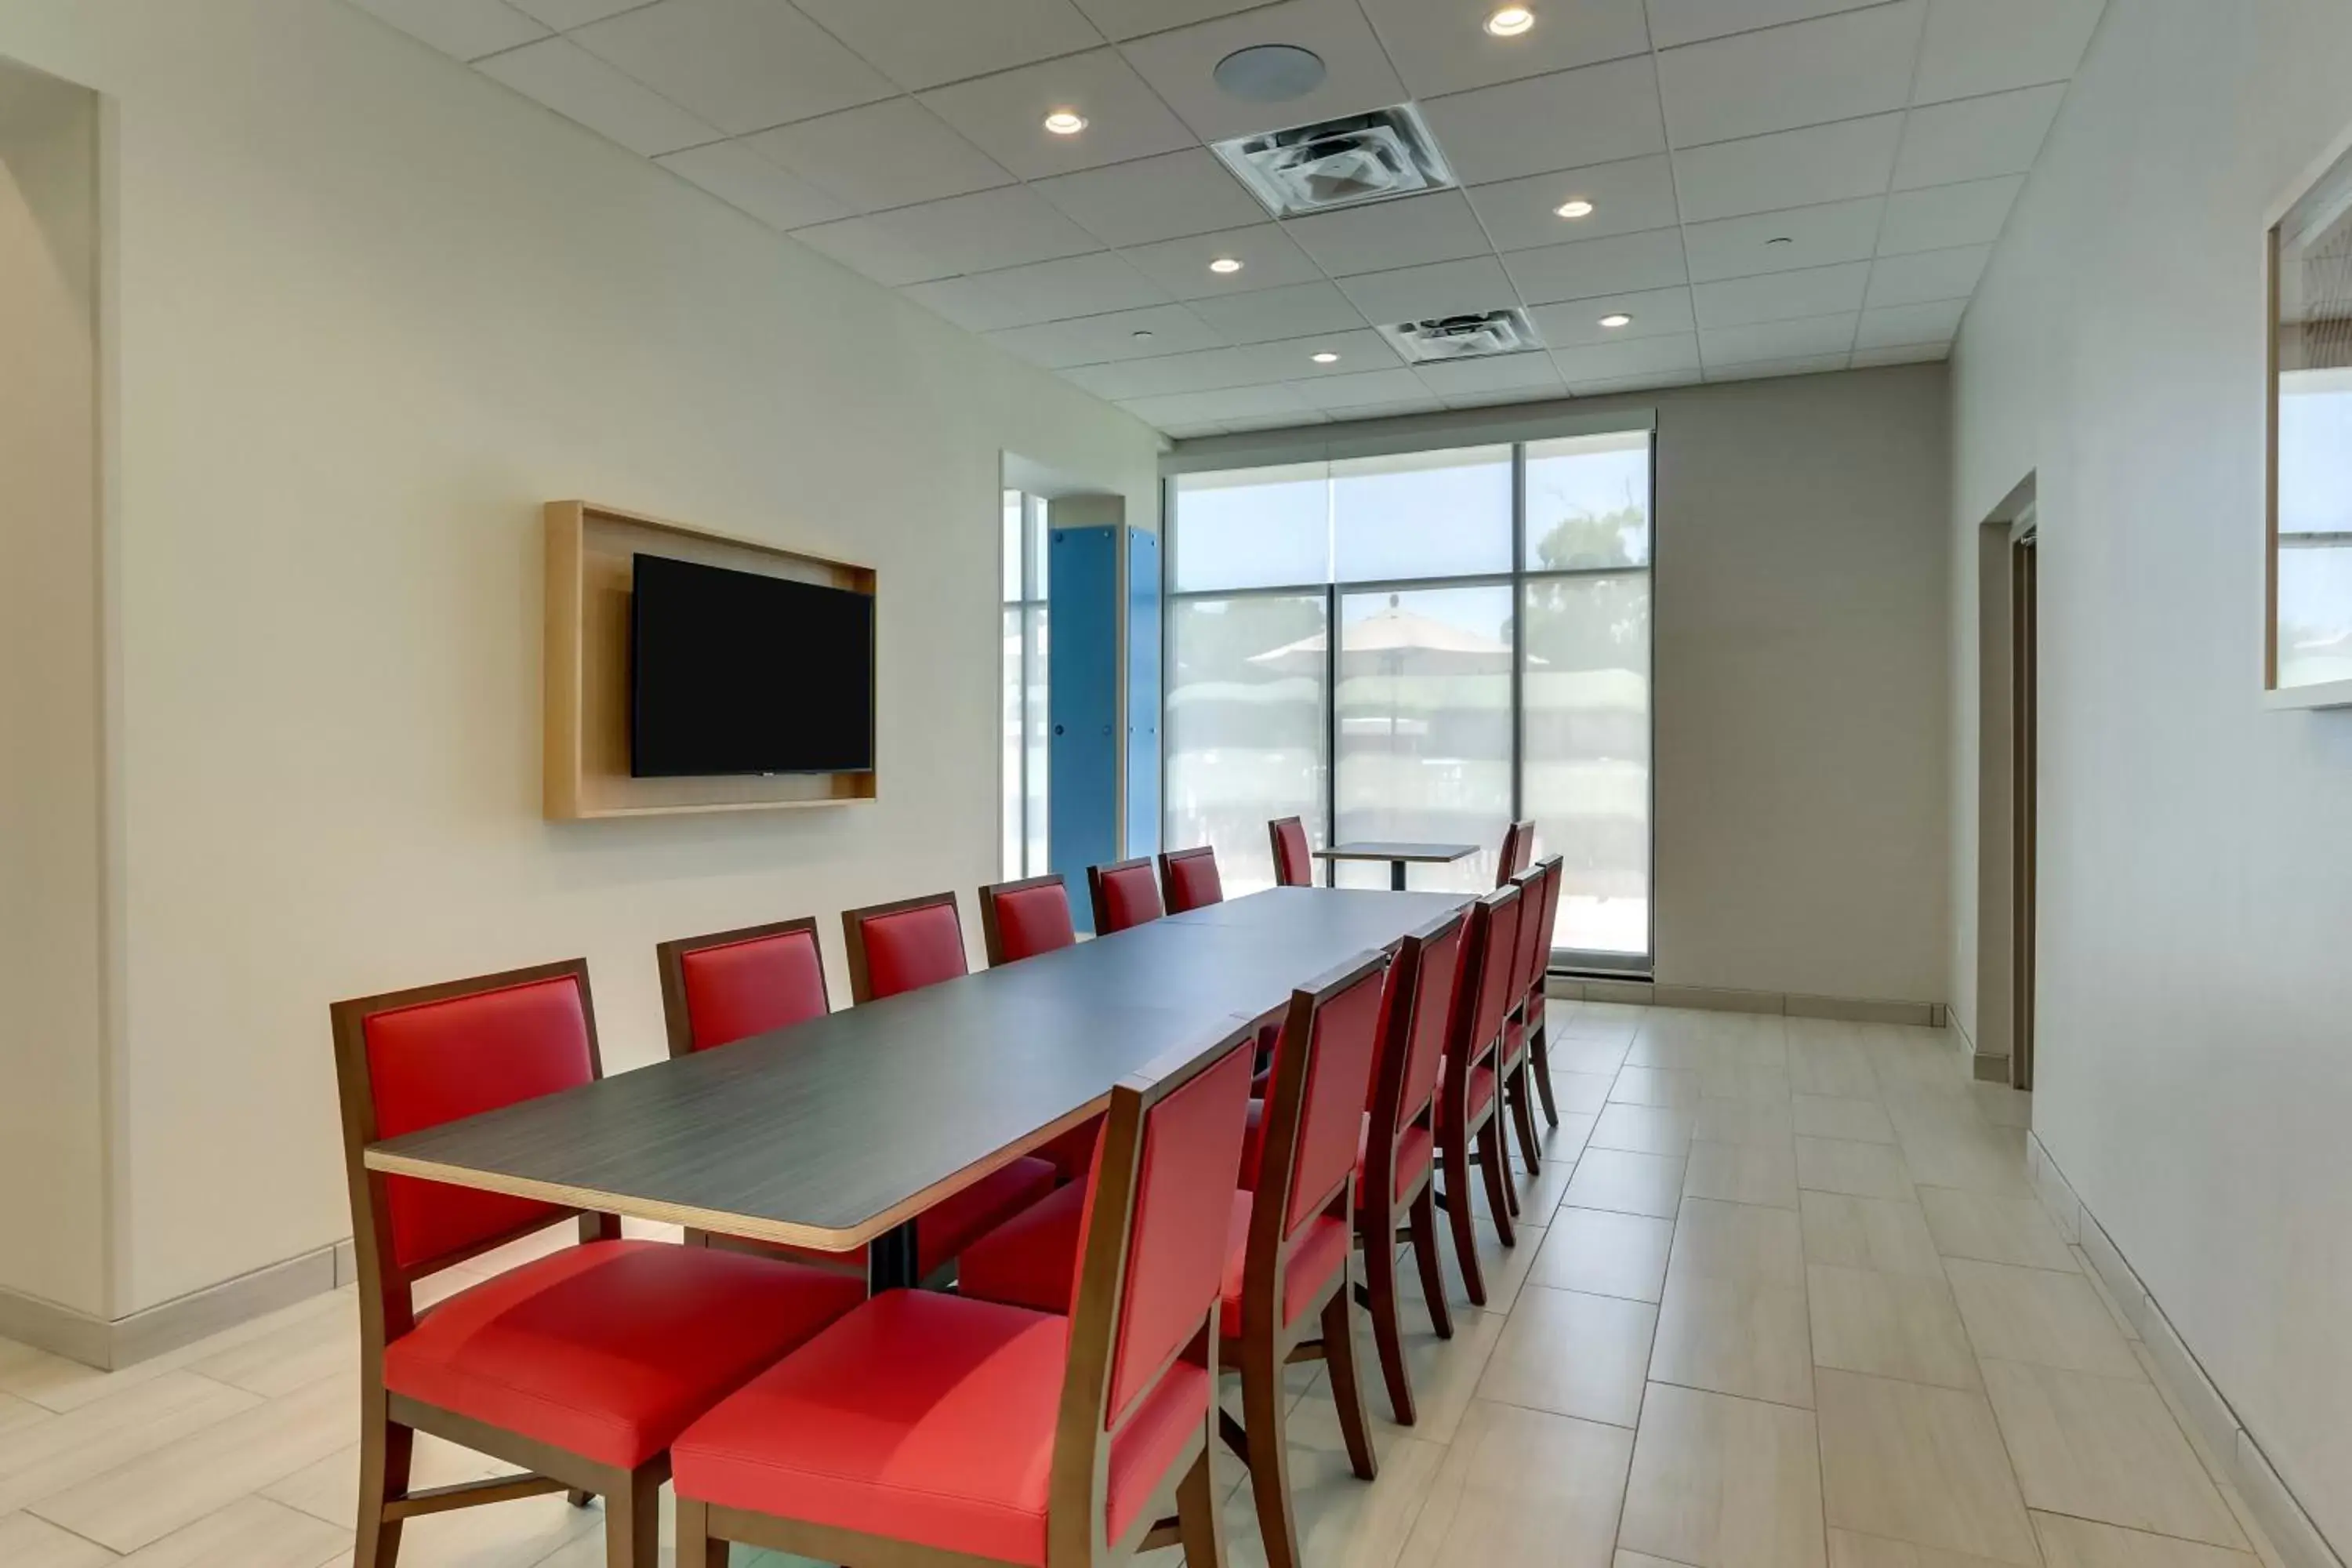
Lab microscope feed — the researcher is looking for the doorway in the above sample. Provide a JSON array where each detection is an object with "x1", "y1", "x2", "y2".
[
  {"x1": 1973, "y1": 478, "x2": 2036, "y2": 1088},
  {"x1": 2009, "y1": 519, "x2": 2038, "y2": 1091}
]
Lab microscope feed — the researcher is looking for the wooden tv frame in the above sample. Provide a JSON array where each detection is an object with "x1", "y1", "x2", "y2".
[{"x1": 543, "y1": 500, "x2": 877, "y2": 821}]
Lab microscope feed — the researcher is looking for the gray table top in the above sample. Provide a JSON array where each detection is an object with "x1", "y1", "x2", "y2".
[
  {"x1": 365, "y1": 887, "x2": 1468, "y2": 1251},
  {"x1": 1313, "y1": 841, "x2": 1480, "y2": 864}
]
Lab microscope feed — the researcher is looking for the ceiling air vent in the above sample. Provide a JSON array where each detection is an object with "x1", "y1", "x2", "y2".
[
  {"x1": 1211, "y1": 103, "x2": 1454, "y2": 218},
  {"x1": 1379, "y1": 309, "x2": 1544, "y2": 364}
]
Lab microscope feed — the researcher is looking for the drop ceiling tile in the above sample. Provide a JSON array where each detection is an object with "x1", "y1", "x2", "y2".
[
  {"x1": 1116, "y1": 382, "x2": 1319, "y2": 424},
  {"x1": 1504, "y1": 227, "x2": 1688, "y2": 304},
  {"x1": 1336, "y1": 255, "x2": 1519, "y2": 323},
  {"x1": 1700, "y1": 311, "x2": 1857, "y2": 365},
  {"x1": 1851, "y1": 341, "x2": 1950, "y2": 366},
  {"x1": 1186, "y1": 280, "x2": 1370, "y2": 343},
  {"x1": 506, "y1": 0, "x2": 642, "y2": 26},
  {"x1": 1705, "y1": 351, "x2": 1849, "y2": 380},
  {"x1": 1642, "y1": 0, "x2": 1884, "y2": 50},
  {"x1": 1671, "y1": 114, "x2": 1904, "y2": 222},
  {"x1": 568, "y1": 0, "x2": 896, "y2": 135},
  {"x1": 1912, "y1": 0, "x2": 2106, "y2": 105},
  {"x1": 872, "y1": 184, "x2": 1105, "y2": 274},
  {"x1": 1528, "y1": 286, "x2": 1695, "y2": 345},
  {"x1": 1287, "y1": 368, "x2": 1432, "y2": 408},
  {"x1": 1693, "y1": 260, "x2": 1870, "y2": 327},
  {"x1": 1857, "y1": 297, "x2": 1967, "y2": 347},
  {"x1": 909, "y1": 252, "x2": 1169, "y2": 332},
  {"x1": 1419, "y1": 56, "x2": 1668, "y2": 185},
  {"x1": 1875, "y1": 174, "x2": 2020, "y2": 255},
  {"x1": 1552, "y1": 331, "x2": 1700, "y2": 385},
  {"x1": 1893, "y1": 84, "x2": 2064, "y2": 190},
  {"x1": 791, "y1": 0, "x2": 1105, "y2": 93},
  {"x1": 1572, "y1": 369, "x2": 1691, "y2": 394},
  {"x1": 1466, "y1": 154, "x2": 1680, "y2": 252},
  {"x1": 793, "y1": 214, "x2": 959, "y2": 285},
  {"x1": 1121, "y1": 224, "x2": 1325, "y2": 299},
  {"x1": 920, "y1": 49, "x2": 1194, "y2": 179},
  {"x1": 1224, "y1": 408, "x2": 1331, "y2": 430},
  {"x1": 1681, "y1": 196, "x2": 1885, "y2": 281},
  {"x1": 1657, "y1": 2, "x2": 1925, "y2": 147},
  {"x1": 1030, "y1": 149, "x2": 1269, "y2": 247},
  {"x1": 349, "y1": 0, "x2": 547, "y2": 62},
  {"x1": 982, "y1": 301, "x2": 1223, "y2": 363},
  {"x1": 746, "y1": 99, "x2": 1014, "y2": 213},
  {"x1": 1415, "y1": 352, "x2": 1566, "y2": 402},
  {"x1": 656, "y1": 140, "x2": 852, "y2": 229},
  {"x1": 1282, "y1": 191, "x2": 1490, "y2": 277},
  {"x1": 1066, "y1": 345, "x2": 1261, "y2": 398},
  {"x1": 1119, "y1": 0, "x2": 1408, "y2": 143},
  {"x1": 476, "y1": 37, "x2": 721, "y2": 155},
  {"x1": 1864, "y1": 243, "x2": 1988, "y2": 309},
  {"x1": 1070, "y1": 0, "x2": 1265, "y2": 41},
  {"x1": 1231, "y1": 328, "x2": 1402, "y2": 382},
  {"x1": 1357, "y1": 0, "x2": 1653, "y2": 99}
]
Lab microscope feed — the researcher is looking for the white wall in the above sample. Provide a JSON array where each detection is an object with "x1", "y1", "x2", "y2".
[
  {"x1": 1948, "y1": 0, "x2": 2352, "y2": 1545},
  {"x1": 0, "y1": 0, "x2": 1160, "y2": 1316},
  {"x1": 0, "y1": 59, "x2": 109, "y2": 1320}
]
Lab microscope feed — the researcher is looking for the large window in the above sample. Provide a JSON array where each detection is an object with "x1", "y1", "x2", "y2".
[
  {"x1": 1001, "y1": 492, "x2": 1048, "y2": 879},
  {"x1": 1166, "y1": 431, "x2": 1653, "y2": 967}
]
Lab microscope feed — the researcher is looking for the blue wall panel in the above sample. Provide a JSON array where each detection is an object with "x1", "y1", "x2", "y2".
[
  {"x1": 1047, "y1": 526, "x2": 1118, "y2": 932},
  {"x1": 1125, "y1": 528, "x2": 1161, "y2": 862}
]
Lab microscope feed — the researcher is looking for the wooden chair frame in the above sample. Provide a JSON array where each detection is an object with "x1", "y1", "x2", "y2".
[
  {"x1": 1430, "y1": 887, "x2": 1523, "y2": 1305},
  {"x1": 842, "y1": 890, "x2": 965, "y2": 1004},
  {"x1": 1354, "y1": 908, "x2": 1466, "y2": 1425},
  {"x1": 1156, "y1": 845, "x2": 1221, "y2": 913},
  {"x1": 677, "y1": 1021, "x2": 1258, "y2": 1568},
  {"x1": 1266, "y1": 816, "x2": 1313, "y2": 888},
  {"x1": 654, "y1": 914, "x2": 827, "y2": 1060},
  {"x1": 331, "y1": 958, "x2": 660, "y2": 1568},
  {"x1": 1499, "y1": 867, "x2": 1551, "y2": 1179},
  {"x1": 977, "y1": 873, "x2": 1074, "y2": 967},
  {"x1": 1222, "y1": 950, "x2": 1388, "y2": 1568},
  {"x1": 1085, "y1": 855, "x2": 1163, "y2": 935}
]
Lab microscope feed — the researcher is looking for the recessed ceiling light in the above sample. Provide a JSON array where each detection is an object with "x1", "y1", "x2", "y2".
[
  {"x1": 1599, "y1": 313, "x2": 1632, "y2": 328},
  {"x1": 1311, "y1": 350, "x2": 1340, "y2": 363},
  {"x1": 1208, "y1": 256, "x2": 1244, "y2": 274},
  {"x1": 1767, "y1": 236, "x2": 1795, "y2": 245},
  {"x1": 1042, "y1": 111, "x2": 1087, "y2": 136},
  {"x1": 1132, "y1": 329, "x2": 1155, "y2": 339},
  {"x1": 1555, "y1": 198, "x2": 1595, "y2": 219},
  {"x1": 1485, "y1": 6, "x2": 1535, "y2": 37}
]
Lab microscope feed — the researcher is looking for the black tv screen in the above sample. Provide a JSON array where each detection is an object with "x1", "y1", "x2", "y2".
[{"x1": 629, "y1": 553, "x2": 874, "y2": 778}]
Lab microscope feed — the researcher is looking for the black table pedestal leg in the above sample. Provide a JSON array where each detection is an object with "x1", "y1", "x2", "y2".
[
  {"x1": 1390, "y1": 860, "x2": 1407, "y2": 891},
  {"x1": 868, "y1": 1218, "x2": 920, "y2": 1294}
]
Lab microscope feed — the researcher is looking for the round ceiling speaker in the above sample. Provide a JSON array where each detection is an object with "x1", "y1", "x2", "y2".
[{"x1": 1213, "y1": 44, "x2": 1327, "y2": 103}]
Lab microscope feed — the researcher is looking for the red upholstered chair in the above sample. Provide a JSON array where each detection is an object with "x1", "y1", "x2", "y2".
[
  {"x1": 1495, "y1": 819, "x2": 1534, "y2": 887},
  {"x1": 1356, "y1": 907, "x2": 1467, "y2": 1425},
  {"x1": 655, "y1": 916, "x2": 830, "y2": 1058},
  {"x1": 978, "y1": 874, "x2": 1101, "y2": 1179},
  {"x1": 671, "y1": 1023, "x2": 1258, "y2": 1568},
  {"x1": 1432, "y1": 885, "x2": 1523, "y2": 1304},
  {"x1": 1268, "y1": 816, "x2": 1313, "y2": 888},
  {"x1": 1157, "y1": 845, "x2": 1224, "y2": 913},
  {"x1": 332, "y1": 960, "x2": 866, "y2": 1568},
  {"x1": 1497, "y1": 867, "x2": 1552, "y2": 1178},
  {"x1": 843, "y1": 891, "x2": 971, "y2": 1003},
  {"x1": 1514, "y1": 857, "x2": 1566, "y2": 1127},
  {"x1": 1087, "y1": 856, "x2": 1165, "y2": 935}
]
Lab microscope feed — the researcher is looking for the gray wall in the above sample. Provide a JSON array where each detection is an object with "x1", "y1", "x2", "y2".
[{"x1": 1950, "y1": 0, "x2": 2352, "y2": 1548}]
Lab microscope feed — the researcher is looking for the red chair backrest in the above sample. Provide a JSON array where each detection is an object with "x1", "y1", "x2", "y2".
[
  {"x1": 1510, "y1": 866, "x2": 1548, "y2": 1010},
  {"x1": 1512, "y1": 820, "x2": 1535, "y2": 875},
  {"x1": 1468, "y1": 884, "x2": 1523, "y2": 1058},
  {"x1": 844, "y1": 894, "x2": 967, "y2": 1002},
  {"x1": 1494, "y1": 822, "x2": 1523, "y2": 888},
  {"x1": 1534, "y1": 856, "x2": 1563, "y2": 975},
  {"x1": 981, "y1": 875, "x2": 1078, "y2": 964},
  {"x1": 1269, "y1": 817, "x2": 1313, "y2": 887},
  {"x1": 1094, "y1": 1040, "x2": 1255, "y2": 1425},
  {"x1": 1158, "y1": 847, "x2": 1224, "y2": 913},
  {"x1": 1089, "y1": 858, "x2": 1164, "y2": 935},
  {"x1": 343, "y1": 965, "x2": 597, "y2": 1275},
  {"x1": 1395, "y1": 912, "x2": 1466, "y2": 1125},
  {"x1": 667, "y1": 923, "x2": 829, "y2": 1054},
  {"x1": 1274, "y1": 956, "x2": 1389, "y2": 1236}
]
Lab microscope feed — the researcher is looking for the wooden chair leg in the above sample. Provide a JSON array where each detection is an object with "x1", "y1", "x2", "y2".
[
  {"x1": 1405, "y1": 1186, "x2": 1454, "y2": 1340},
  {"x1": 1477, "y1": 1115, "x2": 1517, "y2": 1247},
  {"x1": 1359, "y1": 1220, "x2": 1415, "y2": 1426},
  {"x1": 1319, "y1": 1281, "x2": 1378, "y2": 1481},
  {"x1": 565, "y1": 1489, "x2": 593, "y2": 1508},
  {"x1": 676, "y1": 1496, "x2": 728, "y2": 1568},
  {"x1": 1240, "y1": 1338, "x2": 1301, "y2": 1568},
  {"x1": 1508, "y1": 1065, "x2": 1544, "y2": 1177},
  {"x1": 1528, "y1": 1023, "x2": 1560, "y2": 1127},
  {"x1": 354, "y1": 1403, "x2": 413, "y2": 1568},
  {"x1": 1175, "y1": 1446, "x2": 1227, "y2": 1568},
  {"x1": 603, "y1": 1466, "x2": 660, "y2": 1568},
  {"x1": 1438, "y1": 1125, "x2": 1487, "y2": 1308}
]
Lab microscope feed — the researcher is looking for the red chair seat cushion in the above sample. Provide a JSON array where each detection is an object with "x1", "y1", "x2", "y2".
[
  {"x1": 672, "y1": 1290, "x2": 1205, "y2": 1563},
  {"x1": 383, "y1": 1239, "x2": 862, "y2": 1471},
  {"x1": 1217, "y1": 1192, "x2": 1348, "y2": 1339},
  {"x1": 766, "y1": 1156, "x2": 1058, "y2": 1279},
  {"x1": 1502, "y1": 1018, "x2": 1527, "y2": 1071},
  {"x1": 1356, "y1": 1117, "x2": 1433, "y2": 1206},
  {"x1": 956, "y1": 1179, "x2": 1087, "y2": 1315},
  {"x1": 1468, "y1": 1064, "x2": 1497, "y2": 1117}
]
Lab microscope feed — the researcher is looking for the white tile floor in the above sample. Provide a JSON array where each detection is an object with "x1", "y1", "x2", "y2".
[{"x1": 0, "y1": 1005, "x2": 2292, "y2": 1568}]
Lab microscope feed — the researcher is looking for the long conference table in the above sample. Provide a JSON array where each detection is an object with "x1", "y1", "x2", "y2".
[{"x1": 366, "y1": 887, "x2": 1469, "y2": 1290}]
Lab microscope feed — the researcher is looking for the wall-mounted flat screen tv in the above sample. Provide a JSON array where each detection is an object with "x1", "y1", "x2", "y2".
[{"x1": 629, "y1": 553, "x2": 875, "y2": 777}]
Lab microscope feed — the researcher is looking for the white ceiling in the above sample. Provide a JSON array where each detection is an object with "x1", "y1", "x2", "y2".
[{"x1": 350, "y1": 0, "x2": 2103, "y2": 437}]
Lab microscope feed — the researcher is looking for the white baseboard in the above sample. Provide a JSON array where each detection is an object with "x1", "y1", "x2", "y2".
[
  {"x1": 1548, "y1": 975, "x2": 1943, "y2": 1028},
  {"x1": 2028, "y1": 1131, "x2": 2347, "y2": 1568},
  {"x1": 0, "y1": 1240, "x2": 347, "y2": 1370}
]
